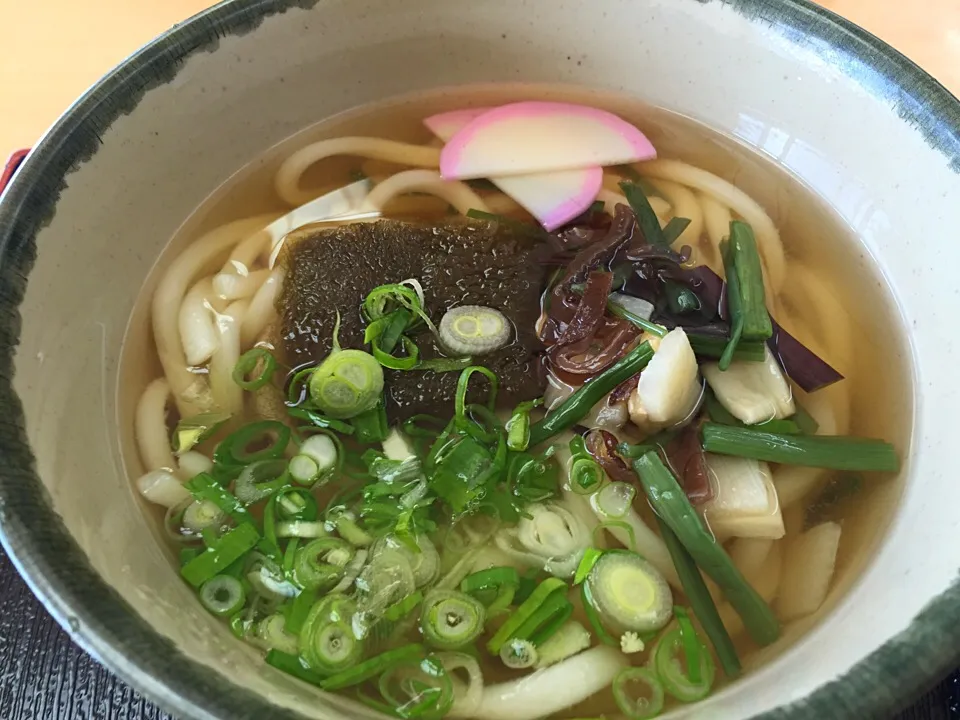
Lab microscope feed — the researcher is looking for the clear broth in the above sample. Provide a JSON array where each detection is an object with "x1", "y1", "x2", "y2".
[{"x1": 119, "y1": 84, "x2": 911, "y2": 715}]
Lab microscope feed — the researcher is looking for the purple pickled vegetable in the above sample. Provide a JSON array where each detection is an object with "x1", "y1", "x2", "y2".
[{"x1": 769, "y1": 321, "x2": 844, "y2": 392}]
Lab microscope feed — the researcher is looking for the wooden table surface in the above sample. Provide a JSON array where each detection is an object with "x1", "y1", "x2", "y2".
[{"x1": 1, "y1": 1, "x2": 959, "y2": 718}]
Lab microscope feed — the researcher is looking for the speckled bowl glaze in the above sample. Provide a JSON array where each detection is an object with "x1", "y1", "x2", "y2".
[{"x1": 0, "y1": 0, "x2": 957, "y2": 718}]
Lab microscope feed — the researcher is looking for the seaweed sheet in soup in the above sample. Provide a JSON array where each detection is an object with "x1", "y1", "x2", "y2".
[{"x1": 277, "y1": 218, "x2": 548, "y2": 419}]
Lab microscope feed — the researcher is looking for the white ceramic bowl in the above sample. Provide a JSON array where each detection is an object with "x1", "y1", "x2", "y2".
[{"x1": 0, "y1": 1, "x2": 958, "y2": 718}]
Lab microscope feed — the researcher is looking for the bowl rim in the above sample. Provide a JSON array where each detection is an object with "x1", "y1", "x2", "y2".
[{"x1": 0, "y1": 0, "x2": 958, "y2": 718}]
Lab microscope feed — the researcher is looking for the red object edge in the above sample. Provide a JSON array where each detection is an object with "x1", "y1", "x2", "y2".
[{"x1": 0, "y1": 149, "x2": 30, "y2": 195}]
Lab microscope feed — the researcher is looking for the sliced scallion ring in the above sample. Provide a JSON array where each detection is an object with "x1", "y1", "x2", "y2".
[
  {"x1": 613, "y1": 667, "x2": 666, "y2": 720},
  {"x1": 217, "y1": 421, "x2": 291, "y2": 465},
  {"x1": 257, "y1": 613, "x2": 300, "y2": 655},
  {"x1": 234, "y1": 459, "x2": 289, "y2": 504},
  {"x1": 171, "y1": 411, "x2": 231, "y2": 456},
  {"x1": 199, "y1": 575, "x2": 245, "y2": 616},
  {"x1": 320, "y1": 643, "x2": 426, "y2": 691},
  {"x1": 232, "y1": 347, "x2": 278, "y2": 391},
  {"x1": 294, "y1": 538, "x2": 355, "y2": 591},
  {"x1": 653, "y1": 623, "x2": 716, "y2": 702},
  {"x1": 570, "y1": 457, "x2": 605, "y2": 495},
  {"x1": 420, "y1": 590, "x2": 487, "y2": 650},
  {"x1": 439, "y1": 305, "x2": 512, "y2": 356},
  {"x1": 299, "y1": 596, "x2": 363, "y2": 674},
  {"x1": 378, "y1": 654, "x2": 454, "y2": 719},
  {"x1": 585, "y1": 551, "x2": 673, "y2": 634},
  {"x1": 308, "y1": 349, "x2": 385, "y2": 419},
  {"x1": 499, "y1": 638, "x2": 538, "y2": 669},
  {"x1": 182, "y1": 500, "x2": 225, "y2": 532},
  {"x1": 289, "y1": 454, "x2": 319, "y2": 485}
]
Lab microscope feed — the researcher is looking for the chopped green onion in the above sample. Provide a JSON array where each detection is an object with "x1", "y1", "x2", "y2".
[
  {"x1": 719, "y1": 239, "x2": 745, "y2": 370},
  {"x1": 570, "y1": 457, "x2": 604, "y2": 495},
  {"x1": 791, "y1": 400, "x2": 820, "y2": 435},
  {"x1": 686, "y1": 334, "x2": 767, "y2": 362},
  {"x1": 285, "y1": 588, "x2": 317, "y2": 636},
  {"x1": 335, "y1": 514, "x2": 374, "y2": 547},
  {"x1": 286, "y1": 406, "x2": 355, "y2": 436},
  {"x1": 454, "y1": 366, "x2": 499, "y2": 432},
  {"x1": 288, "y1": 454, "x2": 320, "y2": 485},
  {"x1": 674, "y1": 607, "x2": 703, "y2": 684},
  {"x1": 486, "y1": 578, "x2": 567, "y2": 654},
  {"x1": 321, "y1": 643, "x2": 427, "y2": 691},
  {"x1": 198, "y1": 575, "x2": 245, "y2": 616},
  {"x1": 655, "y1": 516, "x2": 740, "y2": 678},
  {"x1": 294, "y1": 538, "x2": 355, "y2": 591},
  {"x1": 172, "y1": 412, "x2": 230, "y2": 455},
  {"x1": 217, "y1": 421, "x2": 291, "y2": 465},
  {"x1": 506, "y1": 398, "x2": 543, "y2": 452},
  {"x1": 235, "y1": 459, "x2": 289, "y2": 504},
  {"x1": 373, "y1": 334, "x2": 420, "y2": 370},
  {"x1": 729, "y1": 221, "x2": 772, "y2": 341},
  {"x1": 592, "y1": 521, "x2": 637, "y2": 553},
  {"x1": 184, "y1": 473, "x2": 253, "y2": 526},
  {"x1": 500, "y1": 638, "x2": 538, "y2": 669},
  {"x1": 298, "y1": 432, "x2": 340, "y2": 481},
  {"x1": 309, "y1": 346, "x2": 385, "y2": 420},
  {"x1": 612, "y1": 667, "x2": 665, "y2": 720},
  {"x1": 232, "y1": 347, "x2": 277, "y2": 391},
  {"x1": 574, "y1": 548, "x2": 604, "y2": 586},
  {"x1": 534, "y1": 620, "x2": 593, "y2": 669},
  {"x1": 461, "y1": 566, "x2": 520, "y2": 615},
  {"x1": 413, "y1": 357, "x2": 475, "y2": 373},
  {"x1": 620, "y1": 181, "x2": 667, "y2": 247},
  {"x1": 439, "y1": 305, "x2": 512, "y2": 356},
  {"x1": 182, "y1": 500, "x2": 224, "y2": 532},
  {"x1": 603, "y1": 293, "x2": 667, "y2": 337},
  {"x1": 427, "y1": 434, "x2": 496, "y2": 516},
  {"x1": 653, "y1": 621, "x2": 716, "y2": 702},
  {"x1": 529, "y1": 341, "x2": 654, "y2": 446},
  {"x1": 265, "y1": 649, "x2": 325, "y2": 687},
  {"x1": 420, "y1": 590, "x2": 487, "y2": 649},
  {"x1": 385, "y1": 590, "x2": 424, "y2": 622},
  {"x1": 632, "y1": 452, "x2": 780, "y2": 646},
  {"x1": 180, "y1": 523, "x2": 260, "y2": 587},
  {"x1": 581, "y1": 579, "x2": 618, "y2": 647},
  {"x1": 661, "y1": 216, "x2": 692, "y2": 245},
  {"x1": 277, "y1": 521, "x2": 328, "y2": 538},
  {"x1": 719, "y1": 222, "x2": 771, "y2": 369},
  {"x1": 700, "y1": 422, "x2": 900, "y2": 472},
  {"x1": 352, "y1": 398, "x2": 389, "y2": 444},
  {"x1": 257, "y1": 613, "x2": 300, "y2": 655},
  {"x1": 299, "y1": 596, "x2": 363, "y2": 674},
  {"x1": 377, "y1": 654, "x2": 454, "y2": 719},
  {"x1": 402, "y1": 415, "x2": 447, "y2": 439},
  {"x1": 363, "y1": 282, "x2": 439, "y2": 338},
  {"x1": 584, "y1": 551, "x2": 673, "y2": 634}
]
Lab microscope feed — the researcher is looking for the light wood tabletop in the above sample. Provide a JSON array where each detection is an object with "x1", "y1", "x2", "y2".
[{"x1": 1, "y1": 1, "x2": 958, "y2": 155}]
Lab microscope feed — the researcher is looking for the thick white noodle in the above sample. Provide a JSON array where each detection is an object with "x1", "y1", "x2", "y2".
[
  {"x1": 224, "y1": 228, "x2": 272, "y2": 274},
  {"x1": 276, "y1": 138, "x2": 441, "y2": 205},
  {"x1": 473, "y1": 646, "x2": 628, "y2": 720},
  {"x1": 153, "y1": 214, "x2": 277, "y2": 417},
  {"x1": 364, "y1": 170, "x2": 489, "y2": 216},
  {"x1": 212, "y1": 268, "x2": 270, "y2": 301},
  {"x1": 637, "y1": 158, "x2": 786, "y2": 293},
  {"x1": 135, "y1": 378, "x2": 176, "y2": 473},
  {"x1": 209, "y1": 300, "x2": 247, "y2": 416},
  {"x1": 241, "y1": 268, "x2": 286, "y2": 348},
  {"x1": 179, "y1": 277, "x2": 224, "y2": 367}
]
